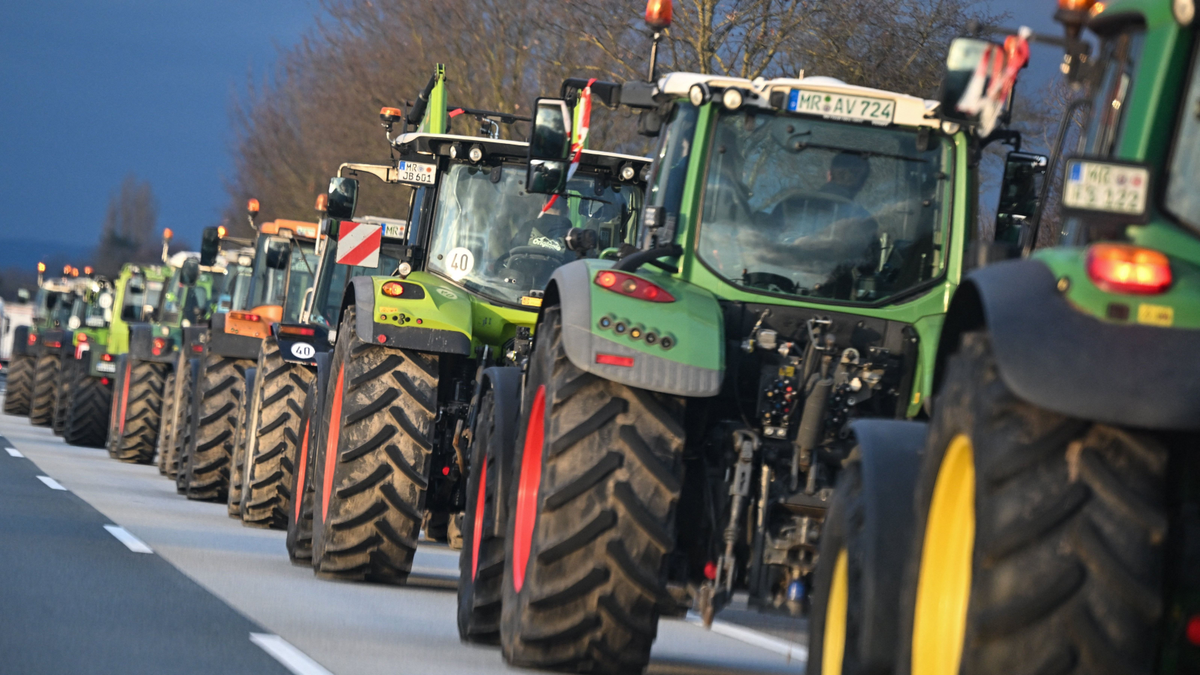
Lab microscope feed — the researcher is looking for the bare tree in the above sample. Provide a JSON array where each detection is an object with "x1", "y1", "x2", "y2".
[{"x1": 95, "y1": 174, "x2": 160, "y2": 275}]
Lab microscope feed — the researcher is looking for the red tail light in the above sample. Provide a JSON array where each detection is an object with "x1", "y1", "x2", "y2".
[
  {"x1": 77, "y1": 334, "x2": 88, "y2": 343},
  {"x1": 1187, "y1": 614, "x2": 1200, "y2": 646},
  {"x1": 47, "y1": 341, "x2": 62, "y2": 349},
  {"x1": 100, "y1": 377, "x2": 110, "y2": 385},
  {"x1": 279, "y1": 325, "x2": 316, "y2": 337},
  {"x1": 27, "y1": 334, "x2": 37, "y2": 345},
  {"x1": 594, "y1": 270, "x2": 675, "y2": 302},
  {"x1": 596, "y1": 353, "x2": 635, "y2": 367},
  {"x1": 152, "y1": 337, "x2": 166, "y2": 356},
  {"x1": 381, "y1": 282, "x2": 406, "y2": 297},
  {"x1": 1086, "y1": 244, "x2": 1172, "y2": 295},
  {"x1": 191, "y1": 344, "x2": 204, "y2": 353},
  {"x1": 229, "y1": 311, "x2": 262, "y2": 322},
  {"x1": 101, "y1": 353, "x2": 114, "y2": 362}
]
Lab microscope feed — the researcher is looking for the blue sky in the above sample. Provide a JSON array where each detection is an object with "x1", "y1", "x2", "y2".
[{"x1": 0, "y1": 0, "x2": 1060, "y2": 264}]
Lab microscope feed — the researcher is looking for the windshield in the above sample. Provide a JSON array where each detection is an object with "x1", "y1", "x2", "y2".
[
  {"x1": 160, "y1": 268, "x2": 218, "y2": 325},
  {"x1": 311, "y1": 238, "x2": 406, "y2": 328},
  {"x1": 427, "y1": 162, "x2": 642, "y2": 305},
  {"x1": 247, "y1": 236, "x2": 319, "y2": 322},
  {"x1": 1081, "y1": 31, "x2": 1145, "y2": 159},
  {"x1": 52, "y1": 293, "x2": 79, "y2": 327},
  {"x1": 1164, "y1": 34, "x2": 1200, "y2": 234},
  {"x1": 698, "y1": 110, "x2": 950, "y2": 303},
  {"x1": 121, "y1": 276, "x2": 163, "y2": 323},
  {"x1": 216, "y1": 261, "x2": 253, "y2": 314}
]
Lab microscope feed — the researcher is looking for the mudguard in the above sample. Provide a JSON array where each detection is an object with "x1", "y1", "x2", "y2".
[
  {"x1": 937, "y1": 259, "x2": 1200, "y2": 431},
  {"x1": 271, "y1": 323, "x2": 331, "y2": 366},
  {"x1": 476, "y1": 366, "x2": 522, "y2": 537},
  {"x1": 541, "y1": 260, "x2": 724, "y2": 397},
  {"x1": 128, "y1": 324, "x2": 176, "y2": 363},
  {"x1": 345, "y1": 275, "x2": 472, "y2": 355},
  {"x1": 843, "y1": 419, "x2": 926, "y2": 671},
  {"x1": 208, "y1": 313, "x2": 262, "y2": 360},
  {"x1": 11, "y1": 325, "x2": 30, "y2": 358}
]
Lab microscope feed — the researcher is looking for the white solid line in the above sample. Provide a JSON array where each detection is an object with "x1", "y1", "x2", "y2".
[
  {"x1": 103, "y1": 525, "x2": 153, "y2": 554},
  {"x1": 250, "y1": 633, "x2": 333, "y2": 675},
  {"x1": 6, "y1": 447, "x2": 23, "y2": 457},
  {"x1": 36, "y1": 475, "x2": 66, "y2": 491},
  {"x1": 685, "y1": 611, "x2": 808, "y2": 662}
]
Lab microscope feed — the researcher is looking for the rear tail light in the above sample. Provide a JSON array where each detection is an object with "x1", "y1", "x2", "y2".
[
  {"x1": 47, "y1": 341, "x2": 61, "y2": 349},
  {"x1": 78, "y1": 334, "x2": 87, "y2": 343},
  {"x1": 101, "y1": 353, "x2": 113, "y2": 362},
  {"x1": 152, "y1": 337, "x2": 166, "y2": 356},
  {"x1": 230, "y1": 311, "x2": 262, "y2": 322},
  {"x1": 279, "y1": 325, "x2": 316, "y2": 337},
  {"x1": 100, "y1": 377, "x2": 110, "y2": 385},
  {"x1": 27, "y1": 334, "x2": 36, "y2": 345},
  {"x1": 381, "y1": 282, "x2": 406, "y2": 297},
  {"x1": 192, "y1": 344, "x2": 205, "y2": 353},
  {"x1": 1187, "y1": 614, "x2": 1200, "y2": 646},
  {"x1": 594, "y1": 270, "x2": 675, "y2": 302},
  {"x1": 595, "y1": 353, "x2": 635, "y2": 367},
  {"x1": 1086, "y1": 244, "x2": 1172, "y2": 295}
]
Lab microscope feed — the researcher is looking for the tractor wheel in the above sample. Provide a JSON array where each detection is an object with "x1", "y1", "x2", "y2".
[
  {"x1": 896, "y1": 331, "x2": 1167, "y2": 675},
  {"x1": 500, "y1": 307, "x2": 686, "y2": 673},
  {"x1": 4, "y1": 354, "x2": 35, "y2": 415},
  {"x1": 458, "y1": 387, "x2": 506, "y2": 644},
  {"x1": 52, "y1": 356, "x2": 76, "y2": 436},
  {"x1": 63, "y1": 366, "x2": 113, "y2": 448},
  {"x1": 285, "y1": 380, "x2": 319, "y2": 564},
  {"x1": 181, "y1": 353, "x2": 251, "y2": 501},
  {"x1": 228, "y1": 367, "x2": 258, "y2": 518},
  {"x1": 311, "y1": 307, "x2": 436, "y2": 583},
  {"x1": 156, "y1": 371, "x2": 177, "y2": 475},
  {"x1": 29, "y1": 353, "x2": 61, "y2": 426},
  {"x1": 241, "y1": 338, "x2": 313, "y2": 529},
  {"x1": 110, "y1": 358, "x2": 167, "y2": 463},
  {"x1": 167, "y1": 359, "x2": 196, "y2": 481}
]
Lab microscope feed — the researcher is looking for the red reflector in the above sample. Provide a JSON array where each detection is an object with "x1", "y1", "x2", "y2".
[
  {"x1": 442, "y1": 466, "x2": 451, "y2": 476},
  {"x1": 381, "y1": 281, "x2": 405, "y2": 297},
  {"x1": 280, "y1": 326, "x2": 316, "y2": 337},
  {"x1": 377, "y1": 335, "x2": 387, "y2": 344},
  {"x1": 593, "y1": 270, "x2": 675, "y2": 302},
  {"x1": 78, "y1": 334, "x2": 88, "y2": 343},
  {"x1": 703, "y1": 561, "x2": 717, "y2": 580},
  {"x1": 191, "y1": 344, "x2": 204, "y2": 353},
  {"x1": 100, "y1": 377, "x2": 110, "y2": 385},
  {"x1": 1187, "y1": 615, "x2": 1200, "y2": 646},
  {"x1": 101, "y1": 353, "x2": 113, "y2": 362},
  {"x1": 229, "y1": 311, "x2": 262, "y2": 322},
  {"x1": 153, "y1": 338, "x2": 166, "y2": 350},
  {"x1": 27, "y1": 335, "x2": 37, "y2": 345},
  {"x1": 596, "y1": 353, "x2": 634, "y2": 367},
  {"x1": 47, "y1": 341, "x2": 61, "y2": 349},
  {"x1": 1086, "y1": 244, "x2": 1172, "y2": 295}
]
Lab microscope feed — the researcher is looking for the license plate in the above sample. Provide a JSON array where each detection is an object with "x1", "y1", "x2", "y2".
[
  {"x1": 397, "y1": 160, "x2": 437, "y2": 185},
  {"x1": 1063, "y1": 160, "x2": 1149, "y2": 216},
  {"x1": 787, "y1": 89, "x2": 895, "y2": 125},
  {"x1": 96, "y1": 362, "x2": 116, "y2": 373},
  {"x1": 383, "y1": 222, "x2": 406, "y2": 239}
]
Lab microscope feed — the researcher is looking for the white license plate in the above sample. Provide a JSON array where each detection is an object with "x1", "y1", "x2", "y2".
[
  {"x1": 96, "y1": 362, "x2": 116, "y2": 373},
  {"x1": 396, "y1": 160, "x2": 437, "y2": 185},
  {"x1": 787, "y1": 89, "x2": 895, "y2": 125},
  {"x1": 1063, "y1": 160, "x2": 1149, "y2": 215},
  {"x1": 383, "y1": 222, "x2": 406, "y2": 239}
]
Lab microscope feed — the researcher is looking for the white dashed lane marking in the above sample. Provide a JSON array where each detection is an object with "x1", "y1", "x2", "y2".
[
  {"x1": 250, "y1": 633, "x2": 333, "y2": 675},
  {"x1": 6, "y1": 448, "x2": 22, "y2": 457},
  {"x1": 685, "y1": 611, "x2": 808, "y2": 662},
  {"x1": 36, "y1": 475, "x2": 66, "y2": 490},
  {"x1": 103, "y1": 525, "x2": 153, "y2": 554}
]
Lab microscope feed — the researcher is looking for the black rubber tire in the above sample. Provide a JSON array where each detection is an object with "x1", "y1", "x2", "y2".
[
  {"x1": 458, "y1": 387, "x2": 507, "y2": 644},
  {"x1": 167, "y1": 359, "x2": 196, "y2": 481},
  {"x1": 181, "y1": 353, "x2": 252, "y2": 501},
  {"x1": 110, "y1": 359, "x2": 168, "y2": 464},
  {"x1": 63, "y1": 366, "x2": 113, "y2": 448},
  {"x1": 156, "y1": 370, "x2": 178, "y2": 475},
  {"x1": 500, "y1": 307, "x2": 686, "y2": 673},
  {"x1": 895, "y1": 331, "x2": 1168, "y2": 675},
  {"x1": 310, "y1": 307, "x2": 436, "y2": 583},
  {"x1": 228, "y1": 367, "x2": 257, "y2": 518},
  {"x1": 806, "y1": 461, "x2": 855, "y2": 675},
  {"x1": 4, "y1": 354, "x2": 35, "y2": 415},
  {"x1": 52, "y1": 355, "x2": 76, "y2": 436},
  {"x1": 241, "y1": 338, "x2": 313, "y2": 529},
  {"x1": 29, "y1": 353, "x2": 61, "y2": 426},
  {"x1": 285, "y1": 380, "x2": 319, "y2": 564}
]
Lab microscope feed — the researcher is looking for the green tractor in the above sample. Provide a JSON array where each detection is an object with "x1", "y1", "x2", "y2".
[
  {"x1": 51, "y1": 275, "x2": 115, "y2": 444},
  {"x1": 808, "y1": 1, "x2": 1200, "y2": 673},
  {"x1": 293, "y1": 66, "x2": 651, "y2": 586},
  {"x1": 4, "y1": 267, "x2": 77, "y2": 420},
  {"x1": 465, "y1": 9, "x2": 1048, "y2": 672}
]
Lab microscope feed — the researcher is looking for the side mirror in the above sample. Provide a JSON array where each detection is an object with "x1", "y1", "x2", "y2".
[
  {"x1": 526, "y1": 98, "x2": 573, "y2": 196},
  {"x1": 940, "y1": 37, "x2": 1000, "y2": 125},
  {"x1": 527, "y1": 159, "x2": 569, "y2": 195},
  {"x1": 995, "y1": 151, "x2": 1049, "y2": 245},
  {"x1": 200, "y1": 226, "x2": 221, "y2": 266},
  {"x1": 180, "y1": 259, "x2": 201, "y2": 287},
  {"x1": 326, "y1": 177, "x2": 359, "y2": 220},
  {"x1": 265, "y1": 241, "x2": 291, "y2": 270}
]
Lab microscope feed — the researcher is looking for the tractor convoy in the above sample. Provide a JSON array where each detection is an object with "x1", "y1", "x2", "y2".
[{"x1": 5, "y1": 0, "x2": 1199, "y2": 672}]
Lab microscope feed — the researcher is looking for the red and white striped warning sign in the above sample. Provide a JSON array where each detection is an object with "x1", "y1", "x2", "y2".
[{"x1": 336, "y1": 221, "x2": 382, "y2": 267}]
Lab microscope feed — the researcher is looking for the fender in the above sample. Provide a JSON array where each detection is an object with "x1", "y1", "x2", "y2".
[
  {"x1": 344, "y1": 275, "x2": 471, "y2": 355},
  {"x1": 208, "y1": 313, "x2": 262, "y2": 361},
  {"x1": 272, "y1": 323, "x2": 331, "y2": 366},
  {"x1": 843, "y1": 419, "x2": 926, "y2": 671},
  {"x1": 476, "y1": 366, "x2": 522, "y2": 537},
  {"x1": 935, "y1": 258, "x2": 1200, "y2": 431},
  {"x1": 541, "y1": 259, "x2": 723, "y2": 397},
  {"x1": 11, "y1": 325, "x2": 30, "y2": 358}
]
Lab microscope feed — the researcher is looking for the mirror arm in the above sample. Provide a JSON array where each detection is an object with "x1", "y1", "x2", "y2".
[
  {"x1": 1023, "y1": 96, "x2": 1091, "y2": 257},
  {"x1": 613, "y1": 244, "x2": 682, "y2": 273}
]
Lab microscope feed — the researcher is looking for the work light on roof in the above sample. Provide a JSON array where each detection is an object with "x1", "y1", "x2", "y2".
[
  {"x1": 468, "y1": 144, "x2": 484, "y2": 163},
  {"x1": 689, "y1": 83, "x2": 711, "y2": 107},
  {"x1": 722, "y1": 88, "x2": 745, "y2": 111},
  {"x1": 620, "y1": 163, "x2": 637, "y2": 181}
]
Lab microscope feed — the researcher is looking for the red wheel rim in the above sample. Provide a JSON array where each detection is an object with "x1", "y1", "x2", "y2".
[
  {"x1": 512, "y1": 384, "x2": 546, "y2": 593},
  {"x1": 295, "y1": 418, "x2": 311, "y2": 522},
  {"x1": 117, "y1": 360, "x2": 132, "y2": 438},
  {"x1": 470, "y1": 456, "x2": 488, "y2": 580},
  {"x1": 321, "y1": 364, "x2": 345, "y2": 521}
]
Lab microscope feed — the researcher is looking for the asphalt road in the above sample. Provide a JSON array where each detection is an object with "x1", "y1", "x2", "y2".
[{"x1": 0, "y1": 393, "x2": 808, "y2": 675}]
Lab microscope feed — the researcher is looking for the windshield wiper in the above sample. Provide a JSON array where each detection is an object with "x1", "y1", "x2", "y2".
[{"x1": 786, "y1": 140, "x2": 929, "y2": 164}]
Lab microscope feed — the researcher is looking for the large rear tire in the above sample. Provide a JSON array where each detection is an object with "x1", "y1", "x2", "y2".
[
  {"x1": 896, "y1": 331, "x2": 1167, "y2": 675},
  {"x1": 166, "y1": 359, "x2": 196, "y2": 481},
  {"x1": 228, "y1": 367, "x2": 258, "y2": 517},
  {"x1": 311, "y1": 308, "x2": 435, "y2": 583},
  {"x1": 500, "y1": 308, "x2": 686, "y2": 673},
  {"x1": 29, "y1": 353, "x2": 61, "y2": 426},
  {"x1": 110, "y1": 358, "x2": 167, "y2": 463},
  {"x1": 286, "y1": 380, "x2": 319, "y2": 564},
  {"x1": 458, "y1": 387, "x2": 506, "y2": 644},
  {"x1": 156, "y1": 370, "x2": 178, "y2": 475},
  {"x1": 4, "y1": 354, "x2": 34, "y2": 415},
  {"x1": 52, "y1": 356, "x2": 76, "y2": 435},
  {"x1": 63, "y1": 366, "x2": 113, "y2": 448},
  {"x1": 181, "y1": 353, "x2": 252, "y2": 501},
  {"x1": 242, "y1": 338, "x2": 313, "y2": 529}
]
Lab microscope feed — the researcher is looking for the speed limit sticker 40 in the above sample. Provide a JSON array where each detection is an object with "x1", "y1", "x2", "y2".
[
  {"x1": 446, "y1": 247, "x2": 474, "y2": 281},
  {"x1": 290, "y1": 342, "x2": 316, "y2": 360}
]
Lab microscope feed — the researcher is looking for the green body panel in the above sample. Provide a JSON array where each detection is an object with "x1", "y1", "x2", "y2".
[
  {"x1": 417, "y1": 64, "x2": 449, "y2": 135},
  {"x1": 370, "y1": 271, "x2": 537, "y2": 353},
  {"x1": 105, "y1": 265, "x2": 171, "y2": 358}
]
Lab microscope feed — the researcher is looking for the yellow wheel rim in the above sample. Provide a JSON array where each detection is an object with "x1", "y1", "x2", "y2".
[
  {"x1": 822, "y1": 548, "x2": 849, "y2": 675},
  {"x1": 912, "y1": 433, "x2": 976, "y2": 675}
]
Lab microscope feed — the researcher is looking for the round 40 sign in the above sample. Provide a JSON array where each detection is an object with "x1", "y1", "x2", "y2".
[{"x1": 291, "y1": 342, "x2": 316, "y2": 360}]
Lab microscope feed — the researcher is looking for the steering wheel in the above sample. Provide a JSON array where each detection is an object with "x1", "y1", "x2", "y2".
[
  {"x1": 743, "y1": 272, "x2": 797, "y2": 295},
  {"x1": 495, "y1": 245, "x2": 574, "y2": 268}
]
